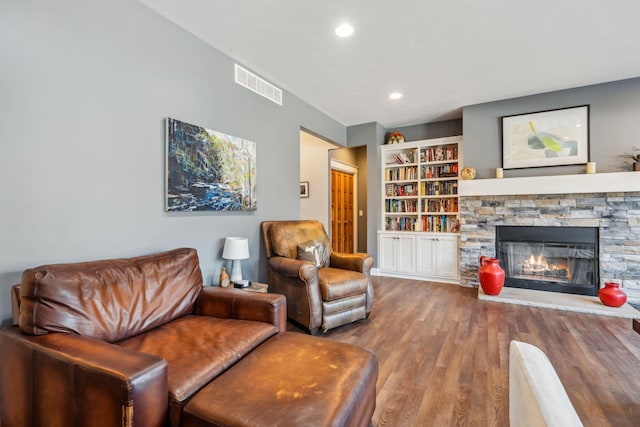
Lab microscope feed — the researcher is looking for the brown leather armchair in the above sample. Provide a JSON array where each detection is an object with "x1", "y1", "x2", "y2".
[{"x1": 261, "y1": 220, "x2": 374, "y2": 334}]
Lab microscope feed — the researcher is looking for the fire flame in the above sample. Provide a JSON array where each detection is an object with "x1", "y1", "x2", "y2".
[{"x1": 523, "y1": 253, "x2": 572, "y2": 281}]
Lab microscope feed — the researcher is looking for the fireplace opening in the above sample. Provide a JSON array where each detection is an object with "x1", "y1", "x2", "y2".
[{"x1": 495, "y1": 226, "x2": 599, "y2": 296}]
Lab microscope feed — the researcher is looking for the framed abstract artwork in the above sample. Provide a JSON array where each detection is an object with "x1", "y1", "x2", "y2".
[
  {"x1": 165, "y1": 118, "x2": 257, "y2": 211},
  {"x1": 502, "y1": 105, "x2": 589, "y2": 169}
]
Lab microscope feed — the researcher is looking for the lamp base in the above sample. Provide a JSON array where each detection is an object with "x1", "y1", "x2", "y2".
[{"x1": 229, "y1": 259, "x2": 243, "y2": 283}]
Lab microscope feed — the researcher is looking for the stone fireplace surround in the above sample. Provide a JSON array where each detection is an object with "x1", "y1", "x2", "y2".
[{"x1": 458, "y1": 172, "x2": 640, "y2": 303}]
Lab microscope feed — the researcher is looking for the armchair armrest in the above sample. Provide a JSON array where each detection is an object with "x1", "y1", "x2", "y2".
[
  {"x1": 330, "y1": 252, "x2": 374, "y2": 274},
  {"x1": 268, "y1": 256, "x2": 318, "y2": 281},
  {"x1": 330, "y1": 252, "x2": 375, "y2": 315},
  {"x1": 0, "y1": 326, "x2": 168, "y2": 427},
  {"x1": 267, "y1": 257, "x2": 323, "y2": 333},
  {"x1": 195, "y1": 287, "x2": 287, "y2": 334}
]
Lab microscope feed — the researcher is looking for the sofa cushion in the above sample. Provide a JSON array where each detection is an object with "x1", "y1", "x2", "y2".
[
  {"x1": 118, "y1": 315, "x2": 278, "y2": 405},
  {"x1": 182, "y1": 332, "x2": 378, "y2": 427},
  {"x1": 318, "y1": 268, "x2": 367, "y2": 301},
  {"x1": 509, "y1": 340, "x2": 583, "y2": 427},
  {"x1": 19, "y1": 248, "x2": 203, "y2": 342},
  {"x1": 269, "y1": 221, "x2": 331, "y2": 266}
]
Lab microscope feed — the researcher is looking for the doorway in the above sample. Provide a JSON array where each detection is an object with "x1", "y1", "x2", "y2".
[
  {"x1": 300, "y1": 131, "x2": 337, "y2": 231},
  {"x1": 331, "y1": 161, "x2": 357, "y2": 253}
]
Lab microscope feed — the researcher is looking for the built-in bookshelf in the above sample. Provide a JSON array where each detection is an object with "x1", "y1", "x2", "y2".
[{"x1": 381, "y1": 136, "x2": 461, "y2": 233}]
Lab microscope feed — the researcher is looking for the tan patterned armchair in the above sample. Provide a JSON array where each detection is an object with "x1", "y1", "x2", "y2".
[{"x1": 261, "y1": 220, "x2": 374, "y2": 334}]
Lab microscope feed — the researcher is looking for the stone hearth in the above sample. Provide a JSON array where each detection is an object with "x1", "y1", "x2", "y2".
[
  {"x1": 458, "y1": 184, "x2": 640, "y2": 302},
  {"x1": 478, "y1": 286, "x2": 639, "y2": 319}
]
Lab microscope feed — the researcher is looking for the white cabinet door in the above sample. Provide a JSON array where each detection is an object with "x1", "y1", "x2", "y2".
[
  {"x1": 416, "y1": 234, "x2": 459, "y2": 279},
  {"x1": 378, "y1": 233, "x2": 415, "y2": 273},
  {"x1": 396, "y1": 234, "x2": 415, "y2": 273},
  {"x1": 416, "y1": 235, "x2": 437, "y2": 276},
  {"x1": 379, "y1": 233, "x2": 398, "y2": 271},
  {"x1": 436, "y1": 235, "x2": 459, "y2": 279}
]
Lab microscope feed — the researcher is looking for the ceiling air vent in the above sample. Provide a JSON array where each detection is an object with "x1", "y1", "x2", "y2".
[{"x1": 234, "y1": 64, "x2": 282, "y2": 106}]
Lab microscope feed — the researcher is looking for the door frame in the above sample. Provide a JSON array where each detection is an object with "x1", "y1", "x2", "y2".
[{"x1": 330, "y1": 160, "x2": 358, "y2": 252}]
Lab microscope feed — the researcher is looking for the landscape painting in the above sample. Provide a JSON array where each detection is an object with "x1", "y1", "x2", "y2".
[{"x1": 165, "y1": 118, "x2": 257, "y2": 211}]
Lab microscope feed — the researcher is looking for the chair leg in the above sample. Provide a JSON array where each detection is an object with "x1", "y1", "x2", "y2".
[{"x1": 309, "y1": 327, "x2": 323, "y2": 336}]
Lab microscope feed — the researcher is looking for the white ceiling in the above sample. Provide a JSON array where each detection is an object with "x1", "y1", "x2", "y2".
[{"x1": 137, "y1": 0, "x2": 640, "y2": 128}]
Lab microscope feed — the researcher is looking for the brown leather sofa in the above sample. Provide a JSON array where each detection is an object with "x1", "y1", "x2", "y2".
[
  {"x1": 0, "y1": 248, "x2": 378, "y2": 427},
  {"x1": 261, "y1": 220, "x2": 374, "y2": 334}
]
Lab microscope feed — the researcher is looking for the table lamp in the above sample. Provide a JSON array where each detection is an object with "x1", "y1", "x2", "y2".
[{"x1": 222, "y1": 237, "x2": 249, "y2": 283}]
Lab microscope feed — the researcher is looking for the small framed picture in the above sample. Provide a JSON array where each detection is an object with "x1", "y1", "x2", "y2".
[{"x1": 300, "y1": 181, "x2": 309, "y2": 198}]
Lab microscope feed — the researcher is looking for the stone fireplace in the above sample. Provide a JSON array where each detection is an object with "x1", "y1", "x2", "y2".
[
  {"x1": 495, "y1": 225, "x2": 599, "y2": 296},
  {"x1": 458, "y1": 172, "x2": 640, "y2": 303}
]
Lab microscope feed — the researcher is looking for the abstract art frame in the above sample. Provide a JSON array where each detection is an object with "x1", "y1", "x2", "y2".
[
  {"x1": 165, "y1": 117, "x2": 257, "y2": 212},
  {"x1": 502, "y1": 105, "x2": 589, "y2": 170}
]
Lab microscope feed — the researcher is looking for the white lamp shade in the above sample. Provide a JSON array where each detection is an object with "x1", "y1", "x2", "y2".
[{"x1": 222, "y1": 237, "x2": 249, "y2": 260}]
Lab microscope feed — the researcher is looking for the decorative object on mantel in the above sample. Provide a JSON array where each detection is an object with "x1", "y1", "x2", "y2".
[
  {"x1": 586, "y1": 162, "x2": 596, "y2": 174},
  {"x1": 619, "y1": 146, "x2": 640, "y2": 171},
  {"x1": 502, "y1": 105, "x2": 589, "y2": 170},
  {"x1": 386, "y1": 131, "x2": 405, "y2": 144},
  {"x1": 478, "y1": 256, "x2": 505, "y2": 295},
  {"x1": 460, "y1": 166, "x2": 476, "y2": 180},
  {"x1": 495, "y1": 167, "x2": 504, "y2": 179},
  {"x1": 598, "y1": 282, "x2": 627, "y2": 307}
]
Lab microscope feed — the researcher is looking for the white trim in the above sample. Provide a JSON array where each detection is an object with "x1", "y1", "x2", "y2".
[
  {"x1": 331, "y1": 160, "x2": 358, "y2": 252},
  {"x1": 372, "y1": 270, "x2": 460, "y2": 285},
  {"x1": 459, "y1": 171, "x2": 640, "y2": 197}
]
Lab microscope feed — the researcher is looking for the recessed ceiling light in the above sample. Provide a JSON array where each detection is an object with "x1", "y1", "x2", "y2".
[
  {"x1": 335, "y1": 23, "x2": 354, "y2": 38},
  {"x1": 389, "y1": 92, "x2": 403, "y2": 100}
]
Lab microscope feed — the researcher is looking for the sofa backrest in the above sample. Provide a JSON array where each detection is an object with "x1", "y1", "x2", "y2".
[
  {"x1": 262, "y1": 220, "x2": 331, "y2": 266},
  {"x1": 19, "y1": 248, "x2": 203, "y2": 342}
]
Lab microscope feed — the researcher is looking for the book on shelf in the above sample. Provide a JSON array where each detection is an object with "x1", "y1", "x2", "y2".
[
  {"x1": 421, "y1": 145, "x2": 458, "y2": 163},
  {"x1": 420, "y1": 215, "x2": 460, "y2": 233},
  {"x1": 390, "y1": 150, "x2": 415, "y2": 165},
  {"x1": 386, "y1": 216, "x2": 416, "y2": 231}
]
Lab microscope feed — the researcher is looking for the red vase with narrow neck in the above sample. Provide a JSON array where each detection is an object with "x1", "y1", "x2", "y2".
[
  {"x1": 598, "y1": 282, "x2": 627, "y2": 307},
  {"x1": 479, "y1": 256, "x2": 505, "y2": 296}
]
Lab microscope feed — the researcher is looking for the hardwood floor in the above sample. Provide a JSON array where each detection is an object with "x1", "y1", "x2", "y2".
[{"x1": 295, "y1": 277, "x2": 640, "y2": 426}]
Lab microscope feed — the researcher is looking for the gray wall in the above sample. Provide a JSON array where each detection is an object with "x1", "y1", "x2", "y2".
[
  {"x1": 392, "y1": 119, "x2": 463, "y2": 142},
  {"x1": 463, "y1": 78, "x2": 640, "y2": 179},
  {"x1": 347, "y1": 123, "x2": 386, "y2": 259},
  {"x1": 0, "y1": 0, "x2": 346, "y2": 325}
]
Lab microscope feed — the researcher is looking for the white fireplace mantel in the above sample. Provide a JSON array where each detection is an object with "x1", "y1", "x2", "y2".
[{"x1": 458, "y1": 171, "x2": 640, "y2": 196}]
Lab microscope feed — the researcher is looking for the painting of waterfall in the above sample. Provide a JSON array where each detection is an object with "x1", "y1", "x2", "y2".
[{"x1": 165, "y1": 118, "x2": 257, "y2": 211}]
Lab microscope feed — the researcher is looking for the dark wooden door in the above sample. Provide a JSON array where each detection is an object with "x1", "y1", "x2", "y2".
[{"x1": 331, "y1": 169, "x2": 354, "y2": 253}]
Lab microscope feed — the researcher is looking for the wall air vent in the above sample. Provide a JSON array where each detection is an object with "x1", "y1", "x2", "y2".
[{"x1": 234, "y1": 64, "x2": 282, "y2": 106}]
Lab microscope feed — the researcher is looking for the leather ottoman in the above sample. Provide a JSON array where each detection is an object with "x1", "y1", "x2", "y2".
[{"x1": 182, "y1": 332, "x2": 378, "y2": 427}]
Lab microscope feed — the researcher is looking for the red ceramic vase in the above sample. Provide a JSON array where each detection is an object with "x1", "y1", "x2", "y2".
[
  {"x1": 598, "y1": 282, "x2": 627, "y2": 307},
  {"x1": 479, "y1": 256, "x2": 505, "y2": 296}
]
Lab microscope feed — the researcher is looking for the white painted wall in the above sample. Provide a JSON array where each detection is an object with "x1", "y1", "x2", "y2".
[{"x1": 299, "y1": 131, "x2": 337, "y2": 231}]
